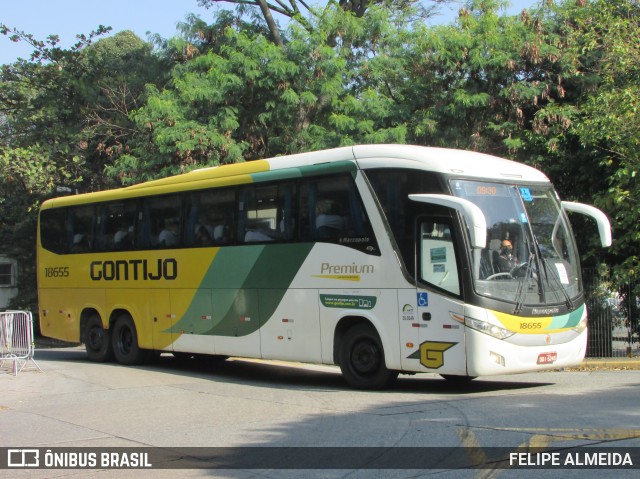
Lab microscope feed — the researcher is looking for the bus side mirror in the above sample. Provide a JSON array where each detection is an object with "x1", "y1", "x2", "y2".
[
  {"x1": 561, "y1": 201, "x2": 612, "y2": 248},
  {"x1": 409, "y1": 194, "x2": 487, "y2": 249}
]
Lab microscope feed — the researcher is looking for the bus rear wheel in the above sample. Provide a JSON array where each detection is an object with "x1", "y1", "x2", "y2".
[
  {"x1": 84, "y1": 314, "x2": 113, "y2": 362},
  {"x1": 111, "y1": 315, "x2": 147, "y2": 365},
  {"x1": 339, "y1": 323, "x2": 398, "y2": 390}
]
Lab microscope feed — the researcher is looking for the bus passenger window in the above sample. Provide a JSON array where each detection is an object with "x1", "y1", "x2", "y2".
[
  {"x1": 315, "y1": 199, "x2": 345, "y2": 238},
  {"x1": 40, "y1": 208, "x2": 68, "y2": 254},
  {"x1": 95, "y1": 201, "x2": 138, "y2": 251},
  {"x1": 297, "y1": 174, "x2": 378, "y2": 254},
  {"x1": 70, "y1": 205, "x2": 94, "y2": 253},
  {"x1": 239, "y1": 183, "x2": 295, "y2": 244},
  {"x1": 186, "y1": 188, "x2": 235, "y2": 247},
  {"x1": 147, "y1": 195, "x2": 182, "y2": 249}
]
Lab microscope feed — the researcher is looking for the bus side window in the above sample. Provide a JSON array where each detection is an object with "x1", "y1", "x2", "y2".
[
  {"x1": 240, "y1": 183, "x2": 295, "y2": 243},
  {"x1": 40, "y1": 208, "x2": 68, "y2": 255},
  {"x1": 186, "y1": 188, "x2": 236, "y2": 247},
  {"x1": 70, "y1": 205, "x2": 94, "y2": 253},
  {"x1": 278, "y1": 183, "x2": 296, "y2": 241},
  {"x1": 301, "y1": 175, "x2": 370, "y2": 239},
  {"x1": 315, "y1": 198, "x2": 345, "y2": 238},
  {"x1": 147, "y1": 195, "x2": 183, "y2": 249},
  {"x1": 297, "y1": 174, "x2": 378, "y2": 254},
  {"x1": 366, "y1": 168, "x2": 443, "y2": 278},
  {"x1": 95, "y1": 201, "x2": 138, "y2": 251}
]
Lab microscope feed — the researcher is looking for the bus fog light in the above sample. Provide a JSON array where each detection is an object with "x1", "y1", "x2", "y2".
[
  {"x1": 490, "y1": 351, "x2": 506, "y2": 367},
  {"x1": 465, "y1": 317, "x2": 515, "y2": 340}
]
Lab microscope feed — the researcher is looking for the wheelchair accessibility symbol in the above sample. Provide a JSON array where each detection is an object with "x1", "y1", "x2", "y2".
[{"x1": 417, "y1": 292, "x2": 429, "y2": 307}]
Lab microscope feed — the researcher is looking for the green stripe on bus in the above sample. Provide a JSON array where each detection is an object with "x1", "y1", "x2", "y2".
[
  {"x1": 250, "y1": 161, "x2": 356, "y2": 184},
  {"x1": 548, "y1": 304, "x2": 585, "y2": 329},
  {"x1": 170, "y1": 243, "x2": 314, "y2": 338}
]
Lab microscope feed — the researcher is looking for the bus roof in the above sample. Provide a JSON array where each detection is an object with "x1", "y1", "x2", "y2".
[
  {"x1": 350, "y1": 144, "x2": 549, "y2": 182},
  {"x1": 41, "y1": 144, "x2": 549, "y2": 209}
]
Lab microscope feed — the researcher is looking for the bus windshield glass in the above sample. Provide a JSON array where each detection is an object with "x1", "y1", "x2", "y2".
[{"x1": 451, "y1": 180, "x2": 581, "y2": 307}]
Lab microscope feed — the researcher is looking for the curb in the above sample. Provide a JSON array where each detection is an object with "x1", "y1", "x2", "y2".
[{"x1": 580, "y1": 358, "x2": 640, "y2": 370}]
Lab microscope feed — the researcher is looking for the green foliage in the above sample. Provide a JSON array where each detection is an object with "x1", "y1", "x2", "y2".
[
  {"x1": 0, "y1": 26, "x2": 166, "y2": 311},
  {"x1": 0, "y1": 146, "x2": 74, "y2": 311},
  {"x1": 544, "y1": 0, "x2": 640, "y2": 283}
]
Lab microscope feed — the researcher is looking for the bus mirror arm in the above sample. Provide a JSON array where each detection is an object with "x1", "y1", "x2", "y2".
[
  {"x1": 562, "y1": 201, "x2": 612, "y2": 248},
  {"x1": 409, "y1": 194, "x2": 487, "y2": 249}
]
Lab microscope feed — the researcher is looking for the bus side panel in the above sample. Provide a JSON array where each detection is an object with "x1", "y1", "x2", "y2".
[
  {"x1": 149, "y1": 289, "x2": 173, "y2": 351},
  {"x1": 397, "y1": 288, "x2": 421, "y2": 372},
  {"x1": 414, "y1": 289, "x2": 466, "y2": 376},
  {"x1": 170, "y1": 288, "x2": 215, "y2": 355},
  {"x1": 39, "y1": 289, "x2": 77, "y2": 342},
  {"x1": 398, "y1": 286, "x2": 468, "y2": 375},
  {"x1": 211, "y1": 288, "x2": 262, "y2": 359},
  {"x1": 40, "y1": 288, "x2": 108, "y2": 343},
  {"x1": 259, "y1": 288, "x2": 322, "y2": 363}
]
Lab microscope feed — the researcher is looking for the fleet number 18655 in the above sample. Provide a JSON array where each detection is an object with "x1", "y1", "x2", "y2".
[{"x1": 44, "y1": 266, "x2": 70, "y2": 278}]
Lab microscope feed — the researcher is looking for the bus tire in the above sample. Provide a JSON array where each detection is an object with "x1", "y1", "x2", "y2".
[
  {"x1": 338, "y1": 323, "x2": 398, "y2": 390},
  {"x1": 84, "y1": 314, "x2": 113, "y2": 362},
  {"x1": 111, "y1": 315, "x2": 147, "y2": 365}
]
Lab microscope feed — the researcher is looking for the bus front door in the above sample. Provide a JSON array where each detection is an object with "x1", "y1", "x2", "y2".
[
  {"x1": 412, "y1": 217, "x2": 467, "y2": 376},
  {"x1": 414, "y1": 287, "x2": 466, "y2": 376}
]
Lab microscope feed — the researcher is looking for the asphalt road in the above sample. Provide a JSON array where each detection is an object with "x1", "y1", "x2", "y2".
[{"x1": 1, "y1": 347, "x2": 639, "y2": 479}]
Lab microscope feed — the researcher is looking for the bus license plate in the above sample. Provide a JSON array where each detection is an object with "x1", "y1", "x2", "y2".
[{"x1": 537, "y1": 352, "x2": 557, "y2": 365}]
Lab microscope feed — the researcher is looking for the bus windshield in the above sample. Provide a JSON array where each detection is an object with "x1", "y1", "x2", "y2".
[{"x1": 451, "y1": 180, "x2": 581, "y2": 308}]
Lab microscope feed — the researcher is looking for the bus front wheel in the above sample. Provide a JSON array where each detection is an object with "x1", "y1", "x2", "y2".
[
  {"x1": 84, "y1": 314, "x2": 113, "y2": 362},
  {"x1": 111, "y1": 315, "x2": 147, "y2": 365},
  {"x1": 339, "y1": 323, "x2": 398, "y2": 390}
]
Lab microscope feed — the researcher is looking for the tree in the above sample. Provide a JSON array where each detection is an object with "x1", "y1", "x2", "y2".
[
  {"x1": 0, "y1": 24, "x2": 111, "y2": 311},
  {"x1": 106, "y1": 4, "x2": 426, "y2": 182},
  {"x1": 559, "y1": 0, "x2": 640, "y2": 304},
  {"x1": 0, "y1": 26, "x2": 164, "y2": 311},
  {"x1": 197, "y1": 0, "x2": 444, "y2": 45}
]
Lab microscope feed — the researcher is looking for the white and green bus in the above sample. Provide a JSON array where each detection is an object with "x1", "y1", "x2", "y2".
[{"x1": 38, "y1": 144, "x2": 611, "y2": 389}]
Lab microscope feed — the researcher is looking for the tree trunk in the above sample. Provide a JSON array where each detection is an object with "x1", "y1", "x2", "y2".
[{"x1": 257, "y1": 0, "x2": 284, "y2": 46}]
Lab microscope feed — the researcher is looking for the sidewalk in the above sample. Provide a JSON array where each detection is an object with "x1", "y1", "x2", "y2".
[{"x1": 581, "y1": 357, "x2": 640, "y2": 370}]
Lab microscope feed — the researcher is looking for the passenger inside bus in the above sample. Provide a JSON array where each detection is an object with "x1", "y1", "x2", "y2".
[
  {"x1": 315, "y1": 199, "x2": 345, "y2": 238},
  {"x1": 195, "y1": 225, "x2": 213, "y2": 245},
  {"x1": 244, "y1": 219, "x2": 275, "y2": 242},
  {"x1": 159, "y1": 219, "x2": 180, "y2": 247},
  {"x1": 114, "y1": 222, "x2": 133, "y2": 249},
  {"x1": 71, "y1": 233, "x2": 89, "y2": 253}
]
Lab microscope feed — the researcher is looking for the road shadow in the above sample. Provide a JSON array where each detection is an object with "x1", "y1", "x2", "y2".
[{"x1": 33, "y1": 346, "x2": 554, "y2": 395}]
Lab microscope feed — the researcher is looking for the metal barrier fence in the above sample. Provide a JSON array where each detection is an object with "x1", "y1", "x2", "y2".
[
  {"x1": 583, "y1": 268, "x2": 640, "y2": 358},
  {"x1": 0, "y1": 310, "x2": 42, "y2": 375}
]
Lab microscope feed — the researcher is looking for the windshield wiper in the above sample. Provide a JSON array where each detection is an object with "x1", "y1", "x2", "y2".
[
  {"x1": 513, "y1": 252, "x2": 536, "y2": 315},
  {"x1": 539, "y1": 255, "x2": 574, "y2": 310},
  {"x1": 531, "y1": 234, "x2": 575, "y2": 310}
]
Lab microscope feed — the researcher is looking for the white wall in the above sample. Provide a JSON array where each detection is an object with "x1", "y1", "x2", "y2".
[{"x1": 0, "y1": 256, "x2": 18, "y2": 310}]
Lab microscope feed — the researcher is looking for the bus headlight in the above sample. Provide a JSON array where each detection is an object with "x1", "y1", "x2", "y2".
[
  {"x1": 465, "y1": 317, "x2": 515, "y2": 340},
  {"x1": 572, "y1": 316, "x2": 588, "y2": 334}
]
